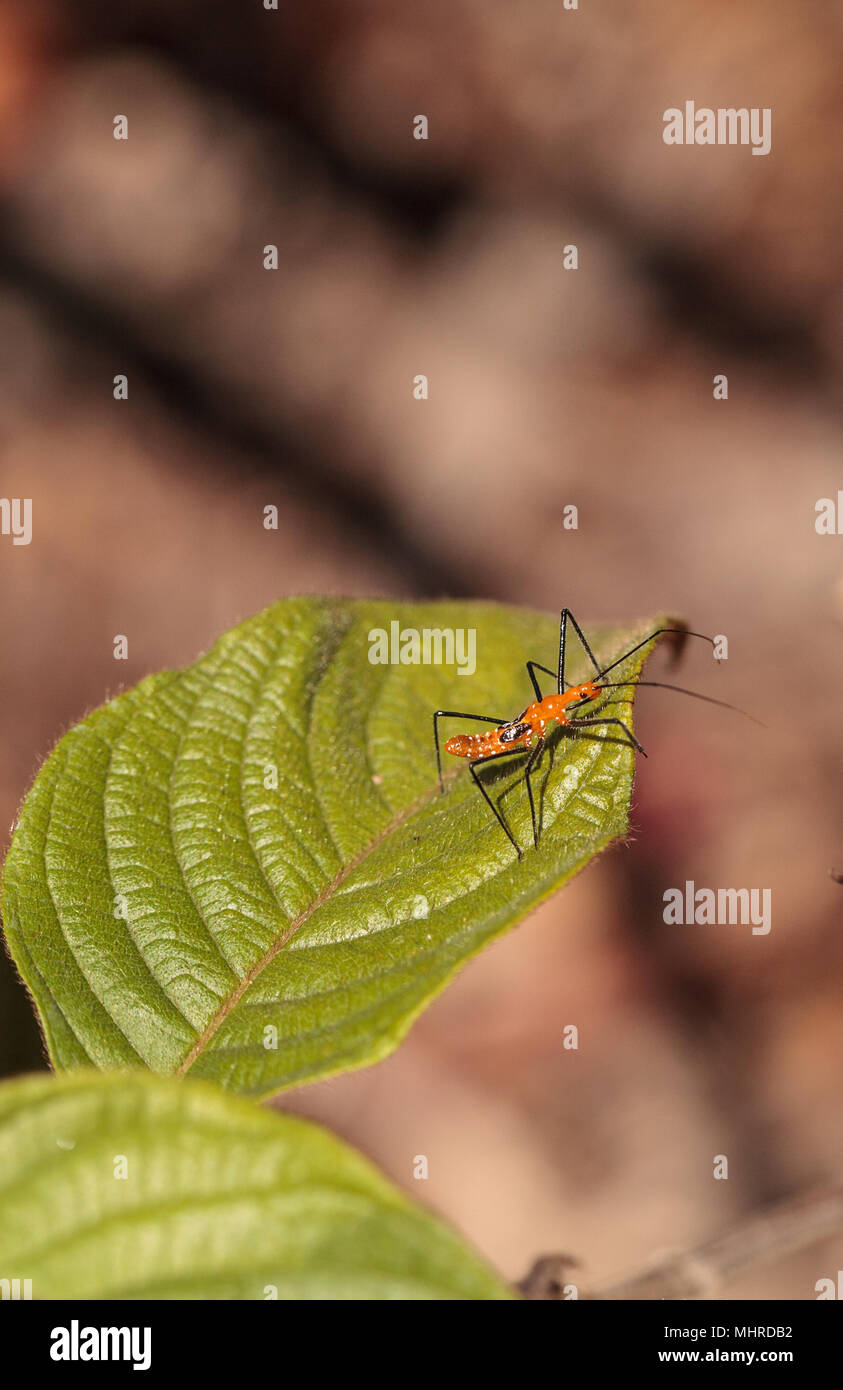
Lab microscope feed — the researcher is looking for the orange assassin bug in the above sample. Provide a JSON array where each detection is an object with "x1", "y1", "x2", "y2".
[{"x1": 433, "y1": 608, "x2": 758, "y2": 859}]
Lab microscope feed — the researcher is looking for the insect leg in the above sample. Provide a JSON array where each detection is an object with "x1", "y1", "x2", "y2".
[
  {"x1": 557, "y1": 609, "x2": 603, "y2": 691},
  {"x1": 433, "y1": 709, "x2": 507, "y2": 792},
  {"x1": 523, "y1": 734, "x2": 547, "y2": 848},
  {"x1": 468, "y1": 748, "x2": 529, "y2": 859},
  {"x1": 528, "y1": 606, "x2": 602, "y2": 698},
  {"x1": 525, "y1": 662, "x2": 556, "y2": 701},
  {"x1": 566, "y1": 716, "x2": 647, "y2": 757}
]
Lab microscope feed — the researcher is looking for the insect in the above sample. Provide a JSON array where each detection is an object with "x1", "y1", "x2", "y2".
[{"x1": 433, "y1": 608, "x2": 757, "y2": 859}]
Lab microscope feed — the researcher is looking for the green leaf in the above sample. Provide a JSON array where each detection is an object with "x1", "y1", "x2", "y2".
[
  {"x1": 0, "y1": 1071, "x2": 511, "y2": 1299},
  {"x1": 1, "y1": 598, "x2": 664, "y2": 1097}
]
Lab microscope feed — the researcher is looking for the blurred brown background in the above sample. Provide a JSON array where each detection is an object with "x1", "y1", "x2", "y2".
[{"x1": 1, "y1": 0, "x2": 842, "y2": 1298}]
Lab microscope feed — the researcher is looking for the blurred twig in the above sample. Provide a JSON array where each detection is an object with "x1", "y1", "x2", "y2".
[{"x1": 519, "y1": 1187, "x2": 843, "y2": 1300}]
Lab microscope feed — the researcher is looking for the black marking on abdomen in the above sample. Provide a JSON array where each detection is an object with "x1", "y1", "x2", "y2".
[{"x1": 499, "y1": 720, "x2": 530, "y2": 745}]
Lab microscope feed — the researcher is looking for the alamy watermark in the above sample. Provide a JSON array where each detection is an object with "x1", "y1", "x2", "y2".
[
  {"x1": 1, "y1": 1277, "x2": 32, "y2": 1299},
  {"x1": 0, "y1": 497, "x2": 32, "y2": 546},
  {"x1": 815, "y1": 491, "x2": 843, "y2": 534},
  {"x1": 663, "y1": 880, "x2": 771, "y2": 935},
  {"x1": 663, "y1": 102, "x2": 772, "y2": 156},
  {"x1": 50, "y1": 1321, "x2": 151, "y2": 1371},
  {"x1": 368, "y1": 621, "x2": 476, "y2": 677}
]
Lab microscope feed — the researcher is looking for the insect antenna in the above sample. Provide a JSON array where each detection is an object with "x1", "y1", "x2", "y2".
[
  {"x1": 595, "y1": 628, "x2": 718, "y2": 682},
  {"x1": 595, "y1": 680, "x2": 766, "y2": 727}
]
